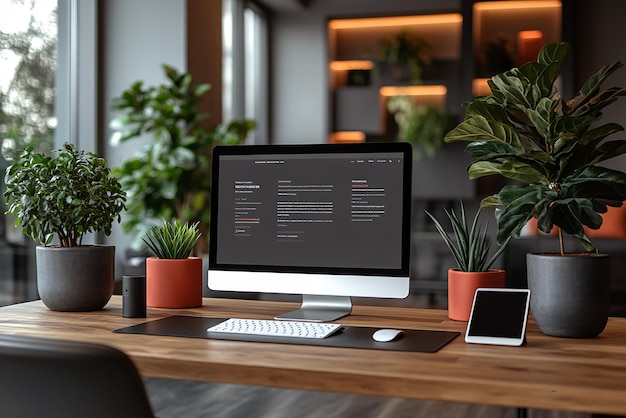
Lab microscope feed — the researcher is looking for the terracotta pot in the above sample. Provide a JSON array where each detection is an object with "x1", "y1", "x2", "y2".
[
  {"x1": 146, "y1": 257, "x2": 203, "y2": 308},
  {"x1": 527, "y1": 253, "x2": 610, "y2": 338},
  {"x1": 447, "y1": 268, "x2": 506, "y2": 321}
]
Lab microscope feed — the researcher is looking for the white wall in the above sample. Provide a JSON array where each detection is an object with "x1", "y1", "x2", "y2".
[{"x1": 99, "y1": 0, "x2": 187, "y2": 273}]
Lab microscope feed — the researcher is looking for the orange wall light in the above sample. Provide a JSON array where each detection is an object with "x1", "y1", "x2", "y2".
[
  {"x1": 379, "y1": 85, "x2": 448, "y2": 97},
  {"x1": 328, "y1": 14, "x2": 462, "y2": 30},
  {"x1": 329, "y1": 60, "x2": 374, "y2": 71},
  {"x1": 329, "y1": 131, "x2": 366, "y2": 143}
]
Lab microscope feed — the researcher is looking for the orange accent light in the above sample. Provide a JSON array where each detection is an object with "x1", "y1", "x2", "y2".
[
  {"x1": 329, "y1": 60, "x2": 374, "y2": 71},
  {"x1": 517, "y1": 30, "x2": 545, "y2": 65},
  {"x1": 329, "y1": 132, "x2": 365, "y2": 143},
  {"x1": 328, "y1": 14, "x2": 462, "y2": 30},
  {"x1": 474, "y1": 1, "x2": 561, "y2": 12},
  {"x1": 379, "y1": 85, "x2": 447, "y2": 97},
  {"x1": 472, "y1": 78, "x2": 492, "y2": 96}
]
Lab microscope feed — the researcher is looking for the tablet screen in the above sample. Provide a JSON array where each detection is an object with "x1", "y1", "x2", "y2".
[{"x1": 465, "y1": 288, "x2": 530, "y2": 346}]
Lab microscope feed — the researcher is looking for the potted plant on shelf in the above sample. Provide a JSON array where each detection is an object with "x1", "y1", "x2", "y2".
[
  {"x1": 109, "y1": 64, "x2": 255, "y2": 254},
  {"x1": 387, "y1": 96, "x2": 455, "y2": 158},
  {"x1": 3, "y1": 143, "x2": 127, "y2": 311},
  {"x1": 143, "y1": 219, "x2": 202, "y2": 308},
  {"x1": 426, "y1": 202, "x2": 510, "y2": 321},
  {"x1": 380, "y1": 30, "x2": 432, "y2": 85},
  {"x1": 444, "y1": 42, "x2": 626, "y2": 337}
]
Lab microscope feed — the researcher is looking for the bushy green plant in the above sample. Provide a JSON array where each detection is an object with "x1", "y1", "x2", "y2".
[
  {"x1": 380, "y1": 30, "x2": 432, "y2": 84},
  {"x1": 142, "y1": 219, "x2": 201, "y2": 259},
  {"x1": 426, "y1": 202, "x2": 510, "y2": 272},
  {"x1": 444, "y1": 42, "x2": 626, "y2": 254},
  {"x1": 4, "y1": 143, "x2": 126, "y2": 247},
  {"x1": 109, "y1": 64, "x2": 255, "y2": 251},
  {"x1": 387, "y1": 96, "x2": 454, "y2": 158}
]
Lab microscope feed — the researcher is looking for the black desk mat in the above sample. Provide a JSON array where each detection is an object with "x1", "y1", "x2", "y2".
[{"x1": 114, "y1": 316, "x2": 460, "y2": 353}]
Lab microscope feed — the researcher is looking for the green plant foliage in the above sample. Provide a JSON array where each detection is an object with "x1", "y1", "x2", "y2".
[
  {"x1": 109, "y1": 65, "x2": 255, "y2": 250},
  {"x1": 143, "y1": 219, "x2": 201, "y2": 259},
  {"x1": 444, "y1": 43, "x2": 626, "y2": 253},
  {"x1": 3, "y1": 143, "x2": 127, "y2": 247},
  {"x1": 380, "y1": 30, "x2": 432, "y2": 85},
  {"x1": 387, "y1": 96, "x2": 454, "y2": 158},
  {"x1": 426, "y1": 202, "x2": 510, "y2": 272}
]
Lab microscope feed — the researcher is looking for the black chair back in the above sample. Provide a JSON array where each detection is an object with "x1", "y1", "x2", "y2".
[{"x1": 0, "y1": 334, "x2": 155, "y2": 418}]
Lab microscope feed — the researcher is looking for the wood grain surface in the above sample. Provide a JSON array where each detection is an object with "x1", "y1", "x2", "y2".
[{"x1": 1, "y1": 296, "x2": 625, "y2": 415}]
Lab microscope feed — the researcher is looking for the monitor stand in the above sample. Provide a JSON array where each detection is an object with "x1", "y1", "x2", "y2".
[{"x1": 274, "y1": 295, "x2": 352, "y2": 322}]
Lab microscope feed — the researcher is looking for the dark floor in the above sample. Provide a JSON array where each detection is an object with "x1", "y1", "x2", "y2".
[{"x1": 143, "y1": 377, "x2": 592, "y2": 418}]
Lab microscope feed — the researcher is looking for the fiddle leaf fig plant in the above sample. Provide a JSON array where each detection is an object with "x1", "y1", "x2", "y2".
[
  {"x1": 444, "y1": 42, "x2": 626, "y2": 254},
  {"x1": 4, "y1": 143, "x2": 127, "y2": 247},
  {"x1": 109, "y1": 64, "x2": 255, "y2": 251}
]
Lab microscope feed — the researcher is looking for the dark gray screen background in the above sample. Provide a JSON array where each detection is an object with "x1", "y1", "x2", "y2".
[{"x1": 215, "y1": 152, "x2": 405, "y2": 270}]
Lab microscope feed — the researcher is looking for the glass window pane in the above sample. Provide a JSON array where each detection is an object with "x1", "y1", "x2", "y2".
[{"x1": 1, "y1": 0, "x2": 57, "y2": 304}]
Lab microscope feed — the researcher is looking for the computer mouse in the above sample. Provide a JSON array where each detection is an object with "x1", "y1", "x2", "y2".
[{"x1": 372, "y1": 328, "x2": 404, "y2": 343}]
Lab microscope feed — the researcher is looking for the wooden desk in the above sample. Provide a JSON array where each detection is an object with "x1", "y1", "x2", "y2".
[{"x1": 1, "y1": 296, "x2": 625, "y2": 415}]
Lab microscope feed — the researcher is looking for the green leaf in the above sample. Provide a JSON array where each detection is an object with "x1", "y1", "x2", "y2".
[
  {"x1": 195, "y1": 83, "x2": 211, "y2": 96},
  {"x1": 565, "y1": 61, "x2": 625, "y2": 116},
  {"x1": 142, "y1": 219, "x2": 202, "y2": 259},
  {"x1": 465, "y1": 101, "x2": 509, "y2": 123},
  {"x1": 489, "y1": 72, "x2": 531, "y2": 109},
  {"x1": 468, "y1": 160, "x2": 546, "y2": 184},
  {"x1": 536, "y1": 42, "x2": 570, "y2": 67},
  {"x1": 561, "y1": 166, "x2": 626, "y2": 204},
  {"x1": 494, "y1": 184, "x2": 544, "y2": 244},
  {"x1": 465, "y1": 141, "x2": 519, "y2": 158},
  {"x1": 3, "y1": 143, "x2": 127, "y2": 246},
  {"x1": 526, "y1": 97, "x2": 558, "y2": 139},
  {"x1": 444, "y1": 115, "x2": 525, "y2": 152}
]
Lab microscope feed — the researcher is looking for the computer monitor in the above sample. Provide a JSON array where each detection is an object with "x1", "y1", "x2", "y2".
[{"x1": 208, "y1": 142, "x2": 412, "y2": 322}]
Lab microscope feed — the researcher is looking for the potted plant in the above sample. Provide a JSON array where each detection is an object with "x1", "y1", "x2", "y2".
[
  {"x1": 444, "y1": 42, "x2": 626, "y2": 337},
  {"x1": 387, "y1": 96, "x2": 455, "y2": 158},
  {"x1": 380, "y1": 30, "x2": 432, "y2": 85},
  {"x1": 426, "y1": 202, "x2": 510, "y2": 321},
  {"x1": 3, "y1": 143, "x2": 127, "y2": 311},
  {"x1": 109, "y1": 64, "x2": 255, "y2": 253},
  {"x1": 143, "y1": 219, "x2": 202, "y2": 308}
]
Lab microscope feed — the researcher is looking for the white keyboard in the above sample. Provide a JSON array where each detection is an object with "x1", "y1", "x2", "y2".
[{"x1": 207, "y1": 318, "x2": 342, "y2": 339}]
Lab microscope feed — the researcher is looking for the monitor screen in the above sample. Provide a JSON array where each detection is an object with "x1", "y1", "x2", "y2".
[{"x1": 208, "y1": 142, "x2": 412, "y2": 321}]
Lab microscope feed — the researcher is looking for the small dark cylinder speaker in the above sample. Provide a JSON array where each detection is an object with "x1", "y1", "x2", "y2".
[{"x1": 122, "y1": 275, "x2": 146, "y2": 318}]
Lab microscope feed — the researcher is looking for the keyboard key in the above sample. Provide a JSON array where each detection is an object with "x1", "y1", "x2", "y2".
[{"x1": 207, "y1": 318, "x2": 342, "y2": 339}]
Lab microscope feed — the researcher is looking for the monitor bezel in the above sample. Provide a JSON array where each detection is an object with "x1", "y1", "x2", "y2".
[{"x1": 208, "y1": 142, "x2": 413, "y2": 278}]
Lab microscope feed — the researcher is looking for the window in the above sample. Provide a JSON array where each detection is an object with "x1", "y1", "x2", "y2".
[
  {"x1": 0, "y1": 0, "x2": 94, "y2": 304},
  {"x1": 1, "y1": 0, "x2": 58, "y2": 304}
]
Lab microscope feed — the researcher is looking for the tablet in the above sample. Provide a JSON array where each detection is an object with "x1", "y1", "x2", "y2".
[{"x1": 465, "y1": 288, "x2": 531, "y2": 346}]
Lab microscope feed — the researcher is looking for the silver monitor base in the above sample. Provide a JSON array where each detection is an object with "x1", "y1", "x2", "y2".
[{"x1": 275, "y1": 295, "x2": 352, "y2": 322}]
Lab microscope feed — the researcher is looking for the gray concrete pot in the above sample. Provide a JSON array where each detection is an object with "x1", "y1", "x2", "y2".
[
  {"x1": 526, "y1": 253, "x2": 611, "y2": 338},
  {"x1": 36, "y1": 245, "x2": 115, "y2": 311}
]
